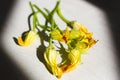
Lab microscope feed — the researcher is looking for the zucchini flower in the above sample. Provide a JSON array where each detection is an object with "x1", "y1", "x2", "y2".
[
  {"x1": 44, "y1": 45, "x2": 63, "y2": 78},
  {"x1": 17, "y1": 31, "x2": 38, "y2": 46},
  {"x1": 70, "y1": 21, "x2": 98, "y2": 50},
  {"x1": 60, "y1": 49, "x2": 81, "y2": 73}
]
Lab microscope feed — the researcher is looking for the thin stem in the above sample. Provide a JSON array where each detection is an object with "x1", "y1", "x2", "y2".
[
  {"x1": 29, "y1": 2, "x2": 37, "y2": 31},
  {"x1": 49, "y1": 0, "x2": 60, "y2": 30},
  {"x1": 34, "y1": 12, "x2": 50, "y2": 31},
  {"x1": 33, "y1": 5, "x2": 51, "y2": 30},
  {"x1": 30, "y1": 3, "x2": 50, "y2": 31},
  {"x1": 33, "y1": 12, "x2": 37, "y2": 31},
  {"x1": 49, "y1": 38, "x2": 53, "y2": 46},
  {"x1": 44, "y1": 8, "x2": 59, "y2": 30},
  {"x1": 33, "y1": 5, "x2": 48, "y2": 20},
  {"x1": 44, "y1": 8, "x2": 64, "y2": 32},
  {"x1": 44, "y1": 8, "x2": 49, "y2": 26},
  {"x1": 29, "y1": 2, "x2": 35, "y2": 12},
  {"x1": 57, "y1": 7, "x2": 70, "y2": 24},
  {"x1": 37, "y1": 23, "x2": 50, "y2": 31}
]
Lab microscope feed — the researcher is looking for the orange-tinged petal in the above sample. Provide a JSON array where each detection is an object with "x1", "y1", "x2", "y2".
[
  {"x1": 59, "y1": 38, "x2": 66, "y2": 42},
  {"x1": 89, "y1": 39, "x2": 98, "y2": 48},
  {"x1": 65, "y1": 27, "x2": 69, "y2": 40},
  {"x1": 18, "y1": 37, "x2": 25, "y2": 46},
  {"x1": 60, "y1": 64, "x2": 76, "y2": 73},
  {"x1": 17, "y1": 31, "x2": 37, "y2": 46},
  {"x1": 60, "y1": 49, "x2": 81, "y2": 73},
  {"x1": 79, "y1": 26, "x2": 88, "y2": 33}
]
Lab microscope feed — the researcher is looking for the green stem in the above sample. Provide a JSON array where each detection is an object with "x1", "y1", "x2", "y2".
[
  {"x1": 33, "y1": 12, "x2": 37, "y2": 31},
  {"x1": 50, "y1": 38, "x2": 52, "y2": 45},
  {"x1": 34, "y1": 12, "x2": 51, "y2": 31},
  {"x1": 29, "y1": 2, "x2": 35, "y2": 12},
  {"x1": 29, "y1": 2, "x2": 37, "y2": 31},
  {"x1": 44, "y1": 8, "x2": 49, "y2": 26},
  {"x1": 33, "y1": 5, "x2": 48, "y2": 20},
  {"x1": 33, "y1": 5, "x2": 51, "y2": 31},
  {"x1": 30, "y1": 2, "x2": 50, "y2": 31},
  {"x1": 44, "y1": 8, "x2": 60, "y2": 31},
  {"x1": 49, "y1": 0, "x2": 60, "y2": 30},
  {"x1": 37, "y1": 23, "x2": 50, "y2": 31},
  {"x1": 57, "y1": 7, "x2": 70, "y2": 25}
]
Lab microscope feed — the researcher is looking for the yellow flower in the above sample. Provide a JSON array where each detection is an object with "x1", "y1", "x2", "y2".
[
  {"x1": 60, "y1": 49, "x2": 81, "y2": 73},
  {"x1": 70, "y1": 21, "x2": 98, "y2": 49},
  {"x1": 44, "y1": 46, "x2": 63, "y2": 78},
  {"x1": 17, "y1": 31, "x2": 38, "y2": 46}
]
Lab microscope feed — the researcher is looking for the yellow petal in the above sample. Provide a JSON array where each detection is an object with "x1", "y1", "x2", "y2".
[
  {"x1": 65, "y1": 27, "x2": 69, "y2": 40},
  {"x1": 18, "y1": 37, "x2": 25, "y2": 46},
  {"x1": 17, "y1": 31, "x2": 37, "y2": 46},
  {"x1": 44, "y1": 46, "x2": 63, "y2": 78},
  {"x1": 60, "y1": 49, "x2": 81, "y2": 73},
  {"x1": 52, "y1": 66, "x2": 63, "y2": 78},
  {"x1": 24, "y1": 31, "x2": 37, "y2": 45},
  {"x1": 69, "y1": 49, "x2": 81, "y2": 65}
]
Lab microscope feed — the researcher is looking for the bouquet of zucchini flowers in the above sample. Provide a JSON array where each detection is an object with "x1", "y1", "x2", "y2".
[{"x1": 15, "y1": 0, "x2": 98, "y2": 79}]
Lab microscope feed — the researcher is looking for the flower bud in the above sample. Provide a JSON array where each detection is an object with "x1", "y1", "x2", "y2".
[{"x1": 17, "y1": 31, "x2": 38, "y2": 46}]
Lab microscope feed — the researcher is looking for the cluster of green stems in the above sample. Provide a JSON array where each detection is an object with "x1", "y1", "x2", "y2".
[{"x1": 29, "y1": 0, "x2": 70, "y2": 44}]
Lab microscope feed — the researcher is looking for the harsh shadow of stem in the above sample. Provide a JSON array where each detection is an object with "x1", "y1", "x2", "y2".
[
  {"x1": 13, "y1": 13, "x2": 33, "y2": 45},
  {"x1": 28, "y1": 13, "x2": 34, "y2": 31}
]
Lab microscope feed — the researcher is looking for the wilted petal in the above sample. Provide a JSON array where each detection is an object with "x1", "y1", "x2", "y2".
[{"x1": 60, "y1": 49, "x2": 81, "y2": 73}]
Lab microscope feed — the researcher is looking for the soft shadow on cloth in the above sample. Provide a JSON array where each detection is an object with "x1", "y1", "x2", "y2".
[
  {"x1": 0, "y1": 0, "x2": 31, "y2": 80},
  {"x1": 86, "y1": 0, "x2": 120, "y2": 79}
]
